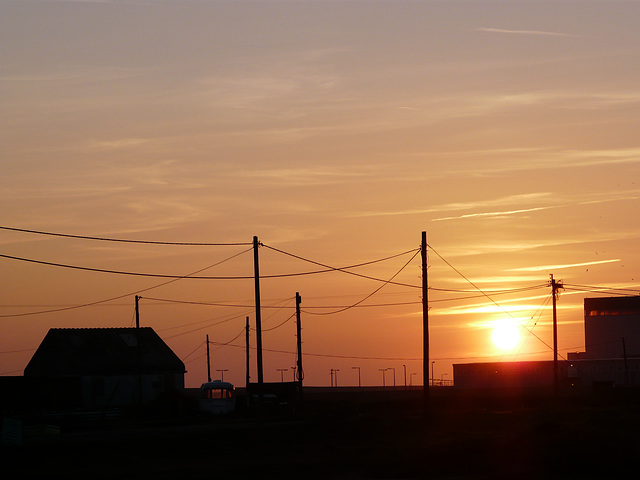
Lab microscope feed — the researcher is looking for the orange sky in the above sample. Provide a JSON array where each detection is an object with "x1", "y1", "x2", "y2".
[{"x1": 2, "y1": 0, "x2": 640, "y2": 388}]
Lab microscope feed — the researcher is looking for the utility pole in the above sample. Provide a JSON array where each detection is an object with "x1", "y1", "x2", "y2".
[
  {"x1": 253, "y1": 236, "x2": 264, "y2": 388},
  {"x1": 206, "y1": 334, "x2": 212, "y2": 382},
  {"x1": 135, "y1": 295, "x2": 140, "y2": 329},
  {"x1": 550, "y1": 274, "x2": 563, "y2": 397},
  {"x1": 295, "y1": 292, "x2": 303, "y2": 393},
  {"x1": 245, "y1": 317, "x2": 250, "y2": 389},
  {"x1": 421, "y1": 231, "x2": 430, "y2": 412}
]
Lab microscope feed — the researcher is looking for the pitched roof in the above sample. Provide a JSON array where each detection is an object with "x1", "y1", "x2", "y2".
[{"x1": 24, "y1": 327, "x2": 186, "y2": 377}]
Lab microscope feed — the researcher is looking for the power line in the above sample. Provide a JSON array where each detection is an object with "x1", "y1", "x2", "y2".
[
  {"x1": 262, "y1": 243, "x2": 421, "y2": 288},
  {"x1": 0, "y1": 247, "x2": 423, "y2": 283},
  {"x1": 0, "y1": 225, "x2": 251, "y2": 246},
  {"x1": 141, "y1": 296, "x2": 292, "y2": 309},
  {"x1": 211, "y1": 341, "x2": 423, "y2": 361},
  {"x1": 304, "y1": 249, "x2": 421, "y2": 315},
  {"x1": 262, "y1": 312, "x2": 296, "y2": 332},
  {"x1": 427, "y1": 243, "x2": 556, "y2": 354},
  {"x1": 0, "y1": 253, "x2": 255, "y2": 280},
  {"x1": 563, "y1": 283, "x2": 640, "y2": 295},
  {"x1": 0, "y1": 247, "x2": 254, "y2": 318}
]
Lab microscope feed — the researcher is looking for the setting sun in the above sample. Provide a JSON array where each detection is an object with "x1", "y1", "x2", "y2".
[{"x1": 491, "y1": 321, "x2": 521, "y2": 351}]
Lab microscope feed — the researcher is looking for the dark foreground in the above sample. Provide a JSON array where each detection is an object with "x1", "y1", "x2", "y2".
[{"x1": 3, "y1": 389, "x2": 640, "y2": 479}]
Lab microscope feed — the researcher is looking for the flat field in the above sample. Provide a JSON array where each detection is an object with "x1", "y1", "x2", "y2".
[{"x1": 3, "y1": 389, "x2": 639, "y2": 479}]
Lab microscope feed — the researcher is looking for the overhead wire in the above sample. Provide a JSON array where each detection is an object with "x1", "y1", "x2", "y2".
[
  {"x1": 0, "y1": 225, "x2": 251, "y2": 246},
  {"x1": 262, "y1": 243, "x2": 421, "y2": 288},
  {"x1": 0, "y1": 246, "x2": 254, "y2": 318},
  {"x1": 4, "y1": 225, "x2": 634, "y2": 368},
  {"x1": 262, "y1": 312, "x2": 296, "y2": 332},
  {"x1": 563, "y1": 283, "x2": 640, "y2": 295},
  {"x1": 302, "y1": 248, "x2": 421, "y2": 315},
  {"x1": 427, "y1": 243, "x2": 556, "y2": 354}
]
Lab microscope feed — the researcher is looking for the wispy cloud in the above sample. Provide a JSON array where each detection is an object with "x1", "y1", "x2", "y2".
[
  {"x1": 432, "y1": 206, "x2": 553, "y2": 222},
  {"x1": 350, "y1": 192, "x2": 552, "y2": 219},
  {"x1": 476, "y1": 27, "x2": 581, "y2": 38},
  {"x1": 506, "y1": 259, "x2": 622, "y2": 272},
  {"x1": 234, "y1": 166, "x2": 373, "y2": 187}
]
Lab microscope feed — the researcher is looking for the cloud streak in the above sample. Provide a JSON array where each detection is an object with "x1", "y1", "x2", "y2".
[
  {"x1": 476, "y1": 27, "x2": 581, "y2": 38},
  {"x1": 506, "y1": 259, "x2": 622, "y2": 272}
]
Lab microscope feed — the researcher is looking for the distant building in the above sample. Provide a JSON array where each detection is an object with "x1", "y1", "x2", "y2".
[
  {"x1": 24, "y1": 327, "x2": 186, "y2": 410},
  {"x1": 454, "y1": 295, "x2": 640, "y2": 391},
  {"x1": 570, "y1": 296, "x2": 640, "y2": 360},
  {"x1": 454, "y1": 361, "x2": 559, "y2": 391}
]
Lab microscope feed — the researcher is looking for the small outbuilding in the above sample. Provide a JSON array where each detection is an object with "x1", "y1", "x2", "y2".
[{"x1": 24, "y1": 327, "x2": 186, "y2": 410}]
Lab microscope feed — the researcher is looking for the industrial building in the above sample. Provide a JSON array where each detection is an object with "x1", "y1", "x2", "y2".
[{"x1": 454, "y1": 295, "x2": 640, "y2": 392}]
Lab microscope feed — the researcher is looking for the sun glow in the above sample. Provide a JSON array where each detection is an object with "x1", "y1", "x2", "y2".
[{"x1": 491, "y1": 320, "x2": 521, "y2": 350}]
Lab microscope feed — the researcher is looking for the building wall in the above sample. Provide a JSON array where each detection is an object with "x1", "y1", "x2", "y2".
[
  {"x1": 454, "y1": 361, "x2": 558, "y2": 390},
  {"x1": 80, "y1": 373, "x2": 184, "y2": 410},
  {"x1": 584, "y1": 316, "x2": 640, "y2": 359},
  {"x1": 568, "y1": 358, "x2": 640, "y2": 387},
  {"x1": 584, "y1": 296, "x2": 640, "y2": 359}
]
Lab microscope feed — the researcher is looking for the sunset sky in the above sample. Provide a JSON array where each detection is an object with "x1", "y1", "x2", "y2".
[{"x1": 2, "y1": 0, "x2": 640, "y2": 388}]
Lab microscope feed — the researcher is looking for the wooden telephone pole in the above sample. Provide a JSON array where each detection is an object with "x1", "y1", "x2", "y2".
[
  {"x1": 421, "y1": 231, "x2": 429, "y2": 414},
  {"x1": 296, "y1": 292, "x2": 304, "y2": 402},
  {"x1": 253, "y1": 236, "x2": 264, "y2": 387},
  {"x1": 135, "y1": 295, "x2": 140, "y2": 329},
  {"x1": 206, "y1": 334, "x2": 212, "y2": 382},
  {"x1": 550, "y1": 274, "x2": 563, "y2": 397},
  {"x1": 245, "y1": 316, "x2": 250, "y2": 389}
]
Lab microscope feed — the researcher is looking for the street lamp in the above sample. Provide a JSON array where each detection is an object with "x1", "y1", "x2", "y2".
[
  {"x1": 431, "y1": 361, "x2": 435, "y2": 387},
  {"x1": 403, "y1": 364, "x2": 407, "y2": 389},
  {"x1": 216, "y1": 369, "x2": 229, "y2": 382},
  {"x1": 276, "y1": 368, "x2": 288, "y2": 382},
  {"x1": 379, "y1": 368, "x2": 386, "y2": 389},
  {"x1": 388, "y1": 367, "x2": 396, "y2": 388},
  {"x1": 352, "y1": 366, "x2": 361, "y2": 388}
]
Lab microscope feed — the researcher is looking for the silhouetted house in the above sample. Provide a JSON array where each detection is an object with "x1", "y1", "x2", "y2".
[
  {"x1": 454, "y1": 295, "x2": 640, "y2": 392},
  {"x1": 24, "y1": 327, "x2": 186, "y2": 410}
]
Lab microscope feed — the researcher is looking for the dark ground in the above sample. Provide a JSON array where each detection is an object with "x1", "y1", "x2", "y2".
[{"x1": 3, "y1": 389, "x2": 640, "y2": 479}]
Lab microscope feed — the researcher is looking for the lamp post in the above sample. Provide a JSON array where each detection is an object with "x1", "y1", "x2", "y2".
[
  {"x1": 403, "y1": 364, "x2": 407, "y2": 389},
  {"x1": 388, "y1": 367, "x2": 396, "y2": 388},
  {"x1": 216, "y1": 369, "x2": 229, "y2": 382},
  {"x1": 276, "y1": 368, "x2": 287, "y2": 382},
  {"x1": 379, "y1": 368, "x2": 386, "y2": 389},
  {"x1": 431, "y1": 361, "x2": 435, "y2": 387},
  {"x1": 352, "y1": 366, "x2": 361, "y2": 388}
]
